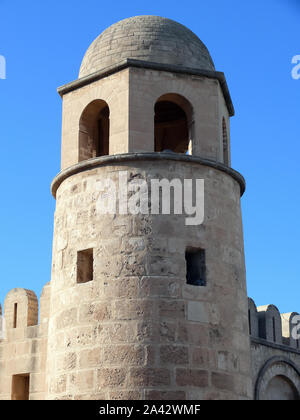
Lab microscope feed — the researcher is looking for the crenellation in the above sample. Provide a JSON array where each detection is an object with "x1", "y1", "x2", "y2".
[
  {"x1": 3, "y1": 288, "x2": 38, "y2": 330},
  {"x1": 0, "y1": 285, "x2": 50, "y2": 400},
  {"x1": 281, "y1": 313, "x2": 300, "y2": 350},
  {"x1": 39, "y1": 283, "x2": 51, "y2": 325},
  {"x1": 248, "y1": 298, "x2": 300, "y2": 353},
  {"x1": 0, "y1": 15, "x2": 299, "y2": 401}
]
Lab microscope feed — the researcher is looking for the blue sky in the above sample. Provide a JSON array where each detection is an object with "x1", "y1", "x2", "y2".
[{"x1": 0, "y1": 0, "x2": 299, "y2": 314}]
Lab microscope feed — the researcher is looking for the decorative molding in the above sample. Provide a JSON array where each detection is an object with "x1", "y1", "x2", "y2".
[
  {"x1": 51, "y1": 152, "x2": 246, "y2": 198},
  {"x1": 57, "y1": 58, "x2": 235, "y2": 116}
]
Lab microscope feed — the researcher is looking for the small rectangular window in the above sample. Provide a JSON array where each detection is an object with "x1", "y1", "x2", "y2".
[
  {"x1": 77, "y1": 248, "x2": 94, "y2": 284},
  {"x1": 13, "y1": 303, "x2": 18, "y2": 328},
  {"x1": 185, "y1": 248, "x2": 206, "y2": 286},
  {"x1": 272, "y1": 317, "x2": 276, "y2": 342},
  {"x1": 11, "y1": 374, "x2": 30, "y2": 400},
  {"x1": 248, "y1": 309, "x2": 252, "y2": 335}
]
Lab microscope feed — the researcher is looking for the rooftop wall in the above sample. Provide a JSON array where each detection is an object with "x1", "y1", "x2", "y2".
[
  {"x1": 248, "y1": 298, "x2": 300, "y2": 351},
  {"x1": 0, "y1": 283, "x2": 51, "y2": 400}
]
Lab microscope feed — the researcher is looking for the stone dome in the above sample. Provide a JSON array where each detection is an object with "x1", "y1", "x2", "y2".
[{"x1": 79, "y1": 15, "x2": 215, "y2": 78}]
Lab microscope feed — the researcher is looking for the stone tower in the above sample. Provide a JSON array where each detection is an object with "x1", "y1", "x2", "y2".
[{"x1": 47, "y1": 16, "x2": 252, "y2": 399}]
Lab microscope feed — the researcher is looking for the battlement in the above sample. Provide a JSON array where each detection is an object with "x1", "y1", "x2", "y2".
[
  {"x1": 248, "y1": 298, "x2": 300, "y2": 351},
  {"x1": 2, "y1": 290, "x2": 299, "y2": 349},
  {"x1": 0, "y1": 284, "x2": 50, "y2": 335},
  {"x1": 2, "y1": 290, "x2": 299, "y2": 352},
  {"x1": 0, "y1": 284, "x2": 51, "y2": 400}
]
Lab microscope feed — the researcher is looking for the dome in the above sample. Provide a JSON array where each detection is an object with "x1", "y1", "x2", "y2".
[{"x1": 79, "y1": 15, "x2": 215, "y2": 78}]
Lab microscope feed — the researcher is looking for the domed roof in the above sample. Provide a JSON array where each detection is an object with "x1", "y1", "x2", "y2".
[{"x1": 79, "y1": 15, "x2": 215, "y2": 78}]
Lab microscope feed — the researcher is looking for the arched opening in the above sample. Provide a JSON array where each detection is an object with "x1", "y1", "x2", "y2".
[
  {"x1": 79, "y1": 100, "x2": 110, "y2": 162},
  {"x1": 154, "y1": 94, "x2": 193, "y2": 154},
  {"x1": 222, "y1": 117, "x2": 229, "y2": 165},
  {"x1": 264, "y1": 375, "x2": 299, "y2": 400}
]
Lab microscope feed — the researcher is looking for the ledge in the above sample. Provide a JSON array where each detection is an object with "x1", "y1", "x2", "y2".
[
  {"x1": 251, "y1": 336, "x2": 300, "y2": 356},
  {"x1": 57, "y1": 58, "x2": 235, "y2": 117},
  {"x1": 51, "y1": 152, "x2": 245, "y2": 199}
]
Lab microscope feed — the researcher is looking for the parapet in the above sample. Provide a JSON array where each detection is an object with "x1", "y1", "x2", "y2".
[
  {"x1": 248, "y1": 298, "x2": 300, "y2": 351},
  {"x1": 0, "y1": 283, "x2": 51, "y2": 337},
  {"x1": 4, "y1": 288, "x2": 38, "y2": 329},
  {"x1": 0, "y1": 284, "x2": 51, "y2": 400}
]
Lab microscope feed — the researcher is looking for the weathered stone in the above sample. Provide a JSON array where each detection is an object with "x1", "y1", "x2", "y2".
[
  {"x1": 130, "y1": 368, "x2": 170, "y2": 387},
  {"x1": 160, "y1": 345, "x2": 189, "y2": 365},
  {"x1": 2, "y1": 14, "x2": 298, "y2": 403},
  {"x1": 211, "y1": 372, "x2": 235, "y2": 392},
  {"x1": 176, "y1": 369, "x2": 209, "y2": 387}
]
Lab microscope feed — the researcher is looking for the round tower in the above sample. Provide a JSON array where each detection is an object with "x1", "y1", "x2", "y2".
[{"x1": 47, "y1": 15, "x2": 252, "y2": 400}]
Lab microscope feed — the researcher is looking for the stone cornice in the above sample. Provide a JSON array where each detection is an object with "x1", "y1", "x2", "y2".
[
  {"x1": 51, "y1": 152, "x2": 245, "y2": 198},
  {"x1": 57, "y1": 58, "x2": 235, "y2": 117}
]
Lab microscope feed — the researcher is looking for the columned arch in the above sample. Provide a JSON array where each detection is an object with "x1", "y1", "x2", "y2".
[
  {"x1": 79, "y1": 99, "x2": 110, "y2": 161},
  {"x1": 154, "y1": 93, "x2": 194, "y2": 155}
]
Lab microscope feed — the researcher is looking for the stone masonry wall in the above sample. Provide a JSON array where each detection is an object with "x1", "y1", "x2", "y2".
[
  {"x1": 60, "y1": 67, "x2": 229, "y2": 171},
  {"x1": 46, "y1": 156, "x2": 252, "y2": 400},
  {"x1": 248, "y1": 298, "x2": 300, "y2": 399},
  {"x1": 250, "y1": 341, "x2": 300, "y2": 399},
  {"x1": 0, "y1": 283, "x2": 51, "y2": 400}
]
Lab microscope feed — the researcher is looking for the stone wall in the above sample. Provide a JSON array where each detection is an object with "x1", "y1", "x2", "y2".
[
  {"x1": 0, "y1": 283, "x2": 50, "y2": 400},
  {"x1": 248, "y1": 298, "x2": 300, "y2": 400},
  {"x1": 46, "y1": 154, "x2": 252, "y2": 400},
  {"x1": 60, "y1": 67, "x2": 231, "y2": 170},
  {"x1": 60, "y1": 68, "x2": 130, "y2": 170}
]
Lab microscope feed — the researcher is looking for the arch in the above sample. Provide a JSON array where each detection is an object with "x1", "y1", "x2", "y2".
[
  {"x1": 154, "y1": 93, "x2": 193, "y2": 155},
  {"x1": 222, "y1": 117, "x2": 229, "y2": 165},
  {"x1": 79, "y1": 99, "x2": 110, "y2": 162},
  {"x1": 257, "y1": 304, "x2": 282, "y2": 344},
  {"x1": 264, "y1": 375, "x2": 299, "y2": 400},
  {"x1": 3, "y1": 288, "x2": 38, "y2": 329},
  {"x1": 255, "y1": 356, "x2": 300, "y2": 400},
  {"x1": 248, "y1": 298, "x2": 259, "y2": 338}
]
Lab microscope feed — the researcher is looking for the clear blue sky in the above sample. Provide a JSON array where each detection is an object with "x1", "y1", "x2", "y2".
[{"x1": 0, "y1": 0, "x2": 299, "y2": 314}]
